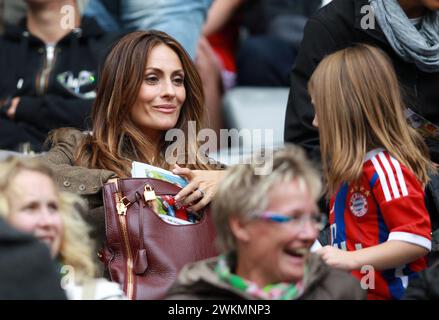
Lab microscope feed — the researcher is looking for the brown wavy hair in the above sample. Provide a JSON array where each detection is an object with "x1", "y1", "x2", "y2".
[
  {"x1": 308, "y1": 44, "x2": 434, "y2": 197},
  {"x1": 74, "y1": 30, "x2": 214, "y2": 177}
]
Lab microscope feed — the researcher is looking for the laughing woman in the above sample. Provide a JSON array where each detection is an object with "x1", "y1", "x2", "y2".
[
  {"x1": 166, "y1": 146, "x2": 365, "y2": 300},
  {"x1": 39, "y1": 30, "x2": 225, "y2": 248}
]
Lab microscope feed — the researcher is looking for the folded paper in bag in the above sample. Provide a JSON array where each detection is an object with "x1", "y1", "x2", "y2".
[
  {"x1": 131, "y1": 161, "x2": 199, "y2": 224},
  {"x1": 131, "y1": 161, "x2": 188, "y2": 187}
]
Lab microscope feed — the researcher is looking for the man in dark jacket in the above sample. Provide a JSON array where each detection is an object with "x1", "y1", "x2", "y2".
[
  {"x1": 0, "y1": 0, "x2": 116, "y2": 152},
  {"x1": 284, "y1": 0, "x2": 439, "y2": 163},
  {"x1": 0, "y1": 217, "x2": 66, "y2": 299},
  {"x1": 236, "y1": 0, "x2": 322, "y2": 86}
]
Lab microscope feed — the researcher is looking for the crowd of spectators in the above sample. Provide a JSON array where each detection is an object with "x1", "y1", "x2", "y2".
[{"x1": 1, "y1": 0, "x2": 439, "y2": 301}]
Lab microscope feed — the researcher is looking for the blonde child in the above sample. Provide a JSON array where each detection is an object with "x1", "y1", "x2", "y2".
[{"x1": 310, "y1": 44, "x2": 434, "y2": 300}]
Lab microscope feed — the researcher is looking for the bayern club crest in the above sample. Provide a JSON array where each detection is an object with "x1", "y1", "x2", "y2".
[{"x1": 349, "y1": 192, "x2": 368, "y2": 217}]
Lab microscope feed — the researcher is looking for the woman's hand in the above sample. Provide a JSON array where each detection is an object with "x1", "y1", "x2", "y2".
[
  {"x1": 173, "y1": 164, "x2": 225, "y2": 212},
  {"x1": 316, "y1": 246, "x2": 358, "y2": 271}
]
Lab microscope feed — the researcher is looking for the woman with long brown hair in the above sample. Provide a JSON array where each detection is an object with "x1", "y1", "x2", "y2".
[
  {"x1": 40, "y1": 30, "x2": 224, "y2": 246},
  {"x1": 309, "y1": 44, "x2": 434, "y2": 300}
]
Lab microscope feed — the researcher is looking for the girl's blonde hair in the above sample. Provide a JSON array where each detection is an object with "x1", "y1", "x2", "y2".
[
  {"x1": 308, "y1": 44, "x2": 434, "y2": 196},
  {"x1": 0, "y1": 157, "x2": 96, "y2": 283}
]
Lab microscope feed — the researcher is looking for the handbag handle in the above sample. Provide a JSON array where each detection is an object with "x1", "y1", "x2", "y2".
[
  {"x1": 131, "y1": 183, "x2": 181, "y2": 276},
  {"x1": 118, "y1": 178, "x2": 181, "y2": 202}
]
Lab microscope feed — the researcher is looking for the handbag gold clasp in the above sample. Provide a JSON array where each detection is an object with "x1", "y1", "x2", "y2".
[
  {"x1": 115, "y1": 193, "x2": 131, "y2": 216},
  {"x1": 144, "y1": 184, "x2": 156, "y2": 202}
]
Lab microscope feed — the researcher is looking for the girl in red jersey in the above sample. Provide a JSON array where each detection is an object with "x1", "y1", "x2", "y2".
[{"x1": 309, "y1": 44, "x2": 434, "y2": 299}]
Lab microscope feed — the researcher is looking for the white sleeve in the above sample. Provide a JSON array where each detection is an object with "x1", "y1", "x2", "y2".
[
  {"x1": 310, "y1": 239, "x2": 323, "y2": 252},
  {"x1": 94, "y1": 278, "x2": 128, "y2": 300}
]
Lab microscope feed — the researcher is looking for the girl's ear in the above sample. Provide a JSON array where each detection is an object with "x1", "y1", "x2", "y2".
[{"x1": 229, "y1": 216, "x2": 251, "y2": 243}]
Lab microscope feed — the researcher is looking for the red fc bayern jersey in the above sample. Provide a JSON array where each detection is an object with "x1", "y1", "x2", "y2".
[{"x1": 329, "y1": 149, "x2": 431, "y2": 300}]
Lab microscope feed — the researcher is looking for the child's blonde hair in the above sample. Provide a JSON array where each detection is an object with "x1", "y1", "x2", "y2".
[{"x1": 308, "y1": 44, "x2": 434, "y2": 196}]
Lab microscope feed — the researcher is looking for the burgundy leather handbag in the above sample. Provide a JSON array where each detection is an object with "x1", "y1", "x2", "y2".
[{"x1": 101, "y1": 178, "x2": 218, "y2": 300}]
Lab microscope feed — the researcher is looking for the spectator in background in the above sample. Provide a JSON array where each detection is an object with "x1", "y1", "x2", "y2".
[
  {"x1": 0, "y1": 0, "x2": 88, "y2": 28},
  {"x1": 0, "y1": 0, "x2": 115, "y2": 152},
  {"x1": 166, "y1": 146, "x2": 365, "y2": 300},
  {"x1": 196, "y1": 0, "x2": 244, "y2": 139},
  {"x1": 236, "y1": 0, "x2": 322, "y2": 87},
  {"x1": 0, "y1": 216, "x2": 66, "y2": 299},
  {"x1": 0, "y1": 157, "x2": 126, "y2": 299},
  {"x1": 83, "y1": 0, "x2": 212, "y2": 59},
  {"x1": 195, "y1": 0, "x2": 322, "y2": 137},
  {"x1": 202, "y1": 0, "x2": 243, "y2": 90},
  {"x1": 0, "y1": 0, "x2": 26, "y2": 34}
]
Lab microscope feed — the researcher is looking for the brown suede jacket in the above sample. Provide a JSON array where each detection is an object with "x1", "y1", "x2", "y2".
[
  {"x1": 38, "y1": 128, "x2": 225, "y2": 250},
  {"x1": 38, "y1": 128, "x2": 117, "y2": 247}
]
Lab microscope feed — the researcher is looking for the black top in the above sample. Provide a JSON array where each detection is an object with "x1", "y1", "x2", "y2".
[
  {"x1": 0, "y1": 17, "x2": 119, "y2": 151},
  {"x1": 0, "y1": 217, "x2": 66, "y2": 299}
]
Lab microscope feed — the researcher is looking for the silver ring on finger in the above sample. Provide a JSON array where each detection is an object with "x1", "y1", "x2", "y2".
[{"x1": 197, "y1": 187, "x2": 205, "y2": 197}]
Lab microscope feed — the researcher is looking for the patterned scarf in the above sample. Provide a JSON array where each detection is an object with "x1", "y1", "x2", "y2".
[
  {"x1": 214, "y1": 254, "x2": 306, "y2": 300},
  {"x1": 370, "y1": 0, "x2": 439, "y2": 73}
]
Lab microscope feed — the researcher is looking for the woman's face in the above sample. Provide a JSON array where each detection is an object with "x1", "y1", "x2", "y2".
[
  {"x1": 7, "y1": 170, "x2": 63, "y2": 258},
  {"x1": 233, "y1": 180, "x2": 319, "y2": 286},
  {"x1": 130, "y1": 43, "x2": 186, "y2": 140}
]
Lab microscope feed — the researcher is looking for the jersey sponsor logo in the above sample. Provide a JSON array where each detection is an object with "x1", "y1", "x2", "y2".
[{"x1": 349, "y1": 192, "x2": 368, "y2": 217}]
